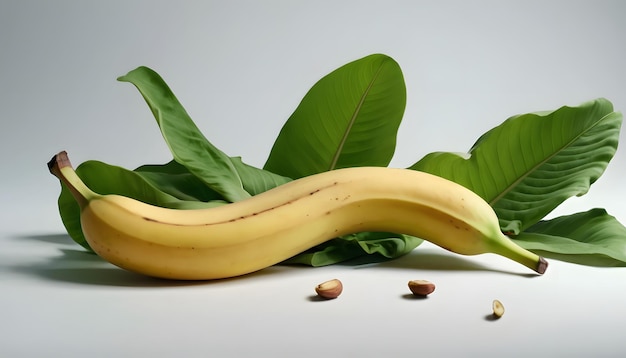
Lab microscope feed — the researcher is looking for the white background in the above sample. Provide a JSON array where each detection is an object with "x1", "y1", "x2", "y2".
[{"x1": 2, "y1": 1, "x2": 626, "y2": 357}]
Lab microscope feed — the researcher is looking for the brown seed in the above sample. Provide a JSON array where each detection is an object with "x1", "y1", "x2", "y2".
[
  {"x1": 492, "y1": 299, "x2": 505, "y2": 318},
  {"x1": 408, "y1": 279, "x2": 436, "y2": 296},
  {"x1": 315, "y1": 279, "x2": 343, "y2": 299}
]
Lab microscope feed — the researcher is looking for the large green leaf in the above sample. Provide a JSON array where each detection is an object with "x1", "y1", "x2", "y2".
[
  {"x1": 263, "y1": 54, "x2": 406, "y2": 178},
  {"x1": 57, "y1": 160, "x2": 226, "y2": 251},
  {"x1": 410, "y1": 98, "x2": 622, "y2": 234},
  {"x1": 118, "y1": 66, "x2": 251, "y2": 202},
  {"x1": 514, "y1": 209, "x2": 626, "y2": 266},
  {"x1": 119, "y1": 66, "x2": 292, "y2": 200}
]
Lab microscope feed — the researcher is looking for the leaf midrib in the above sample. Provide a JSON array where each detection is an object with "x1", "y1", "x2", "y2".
[
  {"x1": 489, "y1": 110, "x2": 612, "y2": 206},
  {"x1": 328, "y1": 62, "x2": 385, "y2": 171}
]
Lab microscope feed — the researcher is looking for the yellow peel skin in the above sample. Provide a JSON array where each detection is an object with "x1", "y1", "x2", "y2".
[{"x1": 49, "y1": 151, "x2": 547, "y2": 280}]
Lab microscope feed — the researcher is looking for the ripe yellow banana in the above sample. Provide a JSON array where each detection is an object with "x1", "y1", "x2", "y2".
[{"x1": 48, "y1": 151, "x2": 547, "y2": 280}]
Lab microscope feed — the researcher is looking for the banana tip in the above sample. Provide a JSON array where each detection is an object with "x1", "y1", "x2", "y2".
[
  {"x1": 536, "y1": 256, "x2": 548, "y2": 275},
  {"x1": 47, "y1": 151, "x2": 71, "y2": 176}
]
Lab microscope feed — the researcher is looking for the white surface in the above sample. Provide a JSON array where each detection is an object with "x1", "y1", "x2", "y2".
[{"x1": 2, "y1": 1, "x2": 626, "y2": 357}]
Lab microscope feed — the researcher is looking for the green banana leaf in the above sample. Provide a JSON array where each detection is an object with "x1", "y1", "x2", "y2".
[
  {"x1": 57, "y1": 160, "x2": 227, "y2": 251},
  {"x1": 118, "y1": 67, "x2": 248, "y2": 202},
  {"x1": 514, "y1": 209, "x2": 626, "y2": 266},
  {"x1": 263, "y1": 53, "x2": 406, "y2": 178},
  {"x1": 410, "y1": 98, "x2": 622, "y2": 234}
]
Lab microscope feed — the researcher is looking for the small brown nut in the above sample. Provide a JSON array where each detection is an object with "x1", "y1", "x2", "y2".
[
  {"x1": 315, "y1": 279, "x2": 343, "y2": 299},
  {"x1": 408, "y1": 279, "x2": 436, "y2": 296},
  {"x1": 492, "y1": 299, "x2": 505, "y2": 318}
]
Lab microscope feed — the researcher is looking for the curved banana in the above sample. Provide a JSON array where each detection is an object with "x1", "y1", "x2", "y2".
[{"x1": 48, "y1": 151, "x2": 547, "y2": 280}]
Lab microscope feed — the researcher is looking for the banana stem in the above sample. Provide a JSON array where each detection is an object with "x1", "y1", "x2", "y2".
[
  {"x1": 47, "y1": 151, "x2": 100, "y2": 208},
  {"x1": 491, "y1": 233, "x2": 548, "y2": 275}
]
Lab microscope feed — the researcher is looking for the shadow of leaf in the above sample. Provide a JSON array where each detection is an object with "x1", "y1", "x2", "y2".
[
  {"x1": 15, "y1": 233, "x2": 77, "y2": 245},
  {"x1": 375, "y1": 251, "x2": 490, "y2": 271},
  {"x1": 344, "y1": 250, "x2": 539, "y2": 277}
]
